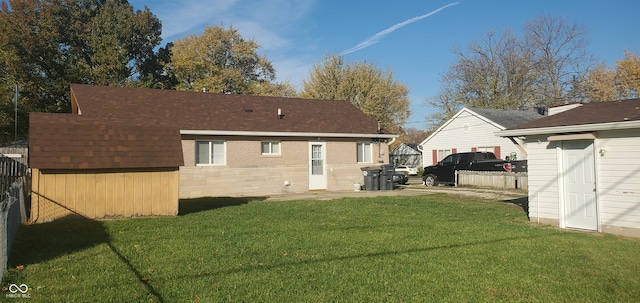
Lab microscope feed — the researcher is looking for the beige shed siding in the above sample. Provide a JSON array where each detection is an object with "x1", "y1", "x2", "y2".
[
  {"x1": 596, "y1": 130, "x2": 640, "y2": 230},
  {"x1": 422, "y1": 111, "x2": 525, "y2": 166},
  {"x1": 179, "y1": 138, "x2": 388, "y2": 198},
  {"x1": 31, "y1": 168, "x2": 179, "y2": 223},
  {"x1": 526, "y1": 135, "x2": 561, "y2": 223}
]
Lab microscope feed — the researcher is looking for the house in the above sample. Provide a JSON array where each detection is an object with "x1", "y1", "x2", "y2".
[
  {"x1": 419, "y1": 107, "x2": 544, "y2": 167},
  {"x1": 28, "y1": 84, "x2": 396, "y2": 222},
  {"x1": 390, "y1": 143, "x2": 422, "y2": 168},
  {"x1": 497, "y1": 99, "x2": 640, "y2": 238}
]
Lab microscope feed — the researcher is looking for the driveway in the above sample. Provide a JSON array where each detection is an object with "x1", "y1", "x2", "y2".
[{"x1": 266, "y1": 175, "x2": 527, "y2": 202}]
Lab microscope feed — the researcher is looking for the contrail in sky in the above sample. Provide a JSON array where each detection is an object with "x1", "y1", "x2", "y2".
[{"x1": 341, "y1": 2, "x2": 460, "y2": 55}]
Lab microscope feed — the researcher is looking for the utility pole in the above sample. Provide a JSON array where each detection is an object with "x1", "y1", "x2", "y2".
[{"x1": 13, "y1": 84, "x2": 18, "y2": 143}]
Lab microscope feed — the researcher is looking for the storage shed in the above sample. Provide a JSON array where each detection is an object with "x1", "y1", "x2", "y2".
[
  {"x1": 498, "y1": 99, "x2": 640, "y2": 238},
  {"x1": 29, "y1": 113, "x2": 183, "y2": 222}
]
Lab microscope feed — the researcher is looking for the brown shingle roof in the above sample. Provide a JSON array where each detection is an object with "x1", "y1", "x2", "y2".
[
  {"x1": 31, "y1": 84, "x2": 392, "y2": 170},
  {"x1": 29, "y1": 113, "x2": 184, "y2": 170},
  {"x1": 507, "y1": 99, "x2": 640, "y2": 130},
  {"x1": 70, "y1": 84, "x2": 388, "y2": 135}
]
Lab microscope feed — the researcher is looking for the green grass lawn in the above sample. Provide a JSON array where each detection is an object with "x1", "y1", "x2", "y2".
[{"x1": 3, "y1": 194, "x2": 640, "y2": 302}]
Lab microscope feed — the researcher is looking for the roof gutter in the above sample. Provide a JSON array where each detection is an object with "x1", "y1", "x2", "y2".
[
  {"x1": 496, "y1": 120, "x2": 640, "y2": 137},
  {"x1": 180, "y1": 130, "x2": 398, "y2": 139}
]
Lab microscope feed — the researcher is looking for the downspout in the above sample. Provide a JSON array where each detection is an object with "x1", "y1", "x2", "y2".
[
  {"x1": 377, "y1": 122, "x2": 384, "y2": 163},
  {"x1": 388, "y1": 137, "x2": 396, "y2": 146},
  {"x1": 537, "y1": 192, "x2": 540, "y2": 224},
  {"x1": 380, "y1": 118, "x2": 395, "y2": 164},
  {"x1": 380, "y1": 137, "x2": 396, "y2": 164}
]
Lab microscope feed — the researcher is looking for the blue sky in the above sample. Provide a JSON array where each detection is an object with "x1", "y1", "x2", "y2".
[{"x1": 129, "y1": 0, "x2": 640, "y2": 130}]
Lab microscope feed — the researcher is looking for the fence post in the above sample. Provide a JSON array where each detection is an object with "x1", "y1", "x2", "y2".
[
  {"x1": 18, "y1": 181, "x2": 25, "y2": 223},
  {"x1": 455, "y1": 170, "x2": 458, "y2": 187},
  {"x1": 0, "y1": 197, "x2": 7, "y2": 282}
]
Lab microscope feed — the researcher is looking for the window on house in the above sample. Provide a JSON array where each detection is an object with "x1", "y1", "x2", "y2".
[
  {"x1": 261, "y1": 141, "x2": 281, "y2": 155},
  {"x1": 477, "y1": 146, "x2": 494, "y2": 153},
  {"x1": 357, "y1": 143, "x2": 372, "y2": 163},
  {"x1": 437, "y1": 149, "x2": 451, "y2": 161},
  {"x1": 196, "y1": 140, "x2": 225, "y2": 165}
]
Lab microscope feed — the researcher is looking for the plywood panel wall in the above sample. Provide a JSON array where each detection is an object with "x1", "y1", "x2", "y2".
[{"x1": 30, "y1": 168, "x2": 179, "y2": 223}]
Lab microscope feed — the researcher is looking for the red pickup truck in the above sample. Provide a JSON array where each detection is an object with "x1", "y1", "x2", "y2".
[{"x1": 421, "y1": 152, "x2": 526, "y2": 186}]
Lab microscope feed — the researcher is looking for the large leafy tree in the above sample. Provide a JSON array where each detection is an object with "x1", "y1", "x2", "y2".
[
  {"x1": 575, "y1": 62, "x2": 618, "y2": 102},
  {"x1": 136, "y1": 42, "x2": 178, "y2": 89},
  {"x1": 426, "y1": 15, "x2": 592, "y2": 126},
  {"x1": 170, "y1": 25, "x2": 276, "y2": 94},
  {"x1": 0, "y1": 47, "x2": 19, "y2": 142},
  {"x1": 300, "y1": 54, "x2": 411, "y2": 134},
  {"x1": 616, "y1": 51, "x2": 640, "y2": 99},
  {"x1": 391, "y1": 127, "x2": 431, "y2": 151},
  {"x1": 250, "y1": 81, "x2": 298, "y2": 97},
  {"x1": 0, "y1": 0, "x2": 163, "y2": 142},
  {"x1": 524, "y1": 15, "x2": 592, "y2": 107},
  {"x1": 91, "y1": 0, "x2": 162, "y2": 86},
  {"x1": 424, "y1": 76, "x2": 466, "y2": 127},
  {"x1": 575, "y1": 51, "x2": 640, "y2": 102},
  {"x1": 432, "y1": 30, "x2": 537, "y2": 114}
]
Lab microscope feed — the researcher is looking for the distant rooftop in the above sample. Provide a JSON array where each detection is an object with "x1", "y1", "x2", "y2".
[{"x1": 467, "y1": 107, "x2": 545, "y2": 129}]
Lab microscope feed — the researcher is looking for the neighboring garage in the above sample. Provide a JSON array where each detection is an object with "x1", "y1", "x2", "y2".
[{"x1": 498, "y1": 99, "x2": 640, "y2": 238}]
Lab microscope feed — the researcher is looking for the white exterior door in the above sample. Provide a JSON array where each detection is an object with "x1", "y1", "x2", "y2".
[
  {"x1": 309, "y1": 142, "x2": 327, "y2": 190},
  {"x1": 562, "y1": 140, "x2": 598, "y2": 230}
]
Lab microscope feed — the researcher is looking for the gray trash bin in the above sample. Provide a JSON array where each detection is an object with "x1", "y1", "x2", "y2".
[
  {"x1": 379, "y1": 164, "x2": 395, "y2": 190},
  {"x1": 360, "y1": 166, "x2": 381, "y2": 190}
]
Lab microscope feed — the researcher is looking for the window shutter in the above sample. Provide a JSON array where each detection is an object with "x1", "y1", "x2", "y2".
[
  {"x1": 494, "y1": 146, "x2": 501, "y2": 159},
  {"x1": 452, "y1": 148, "x2": 457, "y2": 154},
  {"x1": 432, "y1": 150, "x2": 437, "y2": 164},
  {"x1": 471, "y1": 147, "x2": 477, "y2": 152}
]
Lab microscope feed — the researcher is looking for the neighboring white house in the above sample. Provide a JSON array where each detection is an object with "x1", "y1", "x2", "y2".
[
  {"x1": 419, "y1": 107, "x2": 544, "y2": 166},
  {"x1": 390, "y1": 143, "x2": 422, "y2": 168},
  {"x1": 498, "y1": 98, "x2": 640, "y2": 238}
]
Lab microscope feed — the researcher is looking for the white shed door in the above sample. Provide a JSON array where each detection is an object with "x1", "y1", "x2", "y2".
[
  {"x1": 309, "y1": 142, "x2": 327, "y2": 190},
  {"x1": 562, "y1": 140, "x2": 597, "y2": 231}
]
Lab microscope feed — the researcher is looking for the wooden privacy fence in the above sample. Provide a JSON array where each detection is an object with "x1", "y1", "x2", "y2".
[
  {"x1": 0, "y1": 156, "x2": 28, "y2": 194},
  {"x1": 456, "y1": 170, "x2": 528, "y2": 190}
]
